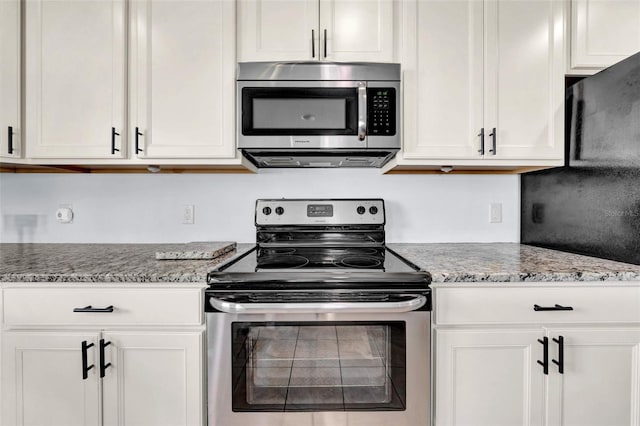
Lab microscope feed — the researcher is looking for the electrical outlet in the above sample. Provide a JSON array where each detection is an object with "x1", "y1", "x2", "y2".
[
  {"x1": 490, "y1": 203, "x2": 502, "y2": 223},
  {"x1": 183, "y1": 205, "x2": 195, "y2": 224}
]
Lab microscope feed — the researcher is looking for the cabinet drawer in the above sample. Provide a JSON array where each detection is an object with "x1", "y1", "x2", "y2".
[
  {"x1": 2, "y1": 286, "x2": 203, "y2": 327},
  {"x1": 434, "y1": 285, "x2": 640, "y2": 325}
]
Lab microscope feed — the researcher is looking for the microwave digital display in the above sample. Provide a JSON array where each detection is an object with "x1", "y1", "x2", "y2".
[{"x1": 307, "y1": 204, "x2": 333, "y2": 217}]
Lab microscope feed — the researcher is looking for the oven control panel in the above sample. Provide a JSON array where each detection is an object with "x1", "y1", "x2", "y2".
[{"x1": 256, "y1": 199, "x2": 385, "y2": 226}]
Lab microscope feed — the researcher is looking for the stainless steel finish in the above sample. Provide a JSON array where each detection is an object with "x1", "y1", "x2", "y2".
[
  {"x1": 358, "y1": 82, "x2": 367, "y2": 141},
  {"x1": 237, "y1": 62, "x2": 401, "y2": 81},
  {"x1": 209, "y1": 295, "x2": 426, "y2": 314},
  {"x1": 240, "y1": 150, "x2": 398, "y2": 168},
  {"x1": 237, "y1": 80, "x2": 400, "y2": 150},
  {"x1": 237, "y1": 63, "x2": 400, "y2": 167},
  {"x1": 207, "y1": 310, "x2": 430, "y2": 426},
  {"x1": 256, "y1": 199, "x2": 385, "y2": 226}
]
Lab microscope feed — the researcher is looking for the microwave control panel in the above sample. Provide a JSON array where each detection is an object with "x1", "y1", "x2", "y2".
[{"x1": 367, "y1": 88, "x2": 396, "y2": 136}]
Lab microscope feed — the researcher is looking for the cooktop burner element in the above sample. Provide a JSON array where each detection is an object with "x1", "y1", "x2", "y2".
[
  {"x1": 338, "y1": 256, "x2": 382, "y2": 268},
  {"x1": 207, "y1": 199, "x2": 431, "y2": 291},
  {"x1": 257, "y1": 254, "x2": 310, "y2": 269}
]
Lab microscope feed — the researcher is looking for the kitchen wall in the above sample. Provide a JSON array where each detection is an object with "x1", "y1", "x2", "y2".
[{"x1": 0, "y1": 170, "x2": 519, "y2": 243}]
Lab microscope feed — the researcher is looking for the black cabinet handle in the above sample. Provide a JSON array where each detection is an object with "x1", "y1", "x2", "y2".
[
  {"x1": 552, "y1": 335, "x2": 564, "y2": 374},
  {"x1": 7, "y1": 126, "x2": 13, "y2": 154},
  {"x1": 73, "y1": 305, "x2": 114, "y2": 313},
  {"x1": 537, "y1": 336, "x2": 548, "y2": 375},
  {"x1": 99, "y1": 339, "x2": 112, "y2": 378},
  {"x1": 81, "y1": 340, "x2": 95, "y2": 380},
  {"x1": 135, "y1": 127, "x2": 143, "y2": 154},
  {"x1": 323, "y1": 29, "x2": 327, "y2": 58},
  {"x1": 533, "y1": 304, "x2": 574, "y2": 311},
  {"x1": 311, "y1": 29, "x2": 315, "y2": 58},
  {"x1": 477, "y1": 128, "x2": 485, "y2": 155},
  {"x1": 111, "y1": 127, "x2": 120, "y2": 154},
  {"x1": 488, "y1": 127, "x2": 496, "y2": 155}
]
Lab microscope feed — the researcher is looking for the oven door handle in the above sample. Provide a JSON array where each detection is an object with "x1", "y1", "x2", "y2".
[{"x1": 208, "y1": 295, "x2": 426, "y2": 314}]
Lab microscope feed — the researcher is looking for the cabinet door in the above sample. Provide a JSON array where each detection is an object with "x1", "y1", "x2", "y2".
[
  {"x1": 237, "y1": 0, "x2": 319, "y2": 61},
  {"x1": 435, "y1": 328, "x2": 545, "y2": 426},
  {"x1": 101, "y1": 331, "x2": 204, "y2": 426},
  {"x1": 1, "y1": 332, "x2": 101, "y2": 426},
  {"x1": 130, "y1": 0, "x2": 236, "y2": 159},
  {"x1": 0, "y1": 0, "x2": 20, "y2": 160},
  {"x1": 571, "y1": 0, "x2": 640, "y2": 72},
  {"x1": 546, "y1": 328, "x2": 640, "y2": 426},
  {"x1": 401, "y1": 0, "x2": 484, "y2": 159},
  {"x1": 320, "y1": 0, "x2": 395, "y2": 62},
  {"x1": 484, "y1": 0, "x2": 564, "y2": 160},
  {"x1": 25, "y1": 0, "x2": 126, "y2": 159}
]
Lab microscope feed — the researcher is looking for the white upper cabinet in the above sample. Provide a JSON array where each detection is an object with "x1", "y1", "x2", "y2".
[
  {"x1": 570, "y1": 0, "x2": 640, "y2": 74},
  {"x1": 401, "y1": 0, "x2": 484, "y2": 159},
  {"x1": 130, "y1": 0, "x2": 236, "y2": 159},
  {"x1": 25, "y1": 0, "x2": 127, "y2": 159},
  {"x1": 0, "y1": 0, "x2": 21, "y2": 160},
  {"x1": 398, "y1": 0, "x2": 565, "y2": 168},
  {"x1": 486, "y1": 0, "x2": 565, "y2": 160},
  {"x1": 237, "y1": 0, "x2": 396, "y2": 62},
  {"x1": 237, "y1": 0, "x2": 319, "y2": 61}
]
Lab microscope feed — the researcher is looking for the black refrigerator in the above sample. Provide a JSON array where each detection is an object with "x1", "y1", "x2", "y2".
[{"x1": 521, "y1": 52, "x2": 640, "y2": 265}]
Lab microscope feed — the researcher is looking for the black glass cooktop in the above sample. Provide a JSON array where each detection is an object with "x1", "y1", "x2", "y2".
[{"x1": 207, "y1": 246, "x2": 431, "y2": 290}]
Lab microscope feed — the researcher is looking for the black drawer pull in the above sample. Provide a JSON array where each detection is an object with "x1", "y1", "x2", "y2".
[
  {"x1": 111, "y1": 127, "x2": 120, "y2": 154},
  {"x1": 81, "y1": 340, "x2": 95, "y2": 380},
  {"x1": 536, "y1": 336, "x2": 548, "y2": 375},
  {"x1": 135, "y1": 127, "x2": 143, "y2": 153},
  {"x1": 533, "y1": 304, "x2": 574, "y2": 311},
  {"x1": 477, "y1": 128, "x2": 485, "y2": 155},
  {"x1": 99, "y1": 339, "x2": 112, "y2": 378},
  {"x1": 552, "y1": 335, "x2": 564, "y2": 374},
  {"x1": 73, "y1": 305, "x2": 114, "y2": 313},
  {"x1": 8, "y1": 126, "x2": 14, "y2": 154}
]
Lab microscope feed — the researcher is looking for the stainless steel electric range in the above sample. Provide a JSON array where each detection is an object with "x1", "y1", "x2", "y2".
[{"x1": 205, "y1": 199, "x2": 431, "y2": 426}]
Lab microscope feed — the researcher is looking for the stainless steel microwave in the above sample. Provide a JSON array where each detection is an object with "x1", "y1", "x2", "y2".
[{"x1": 237, "y1": 62, "x2": 401, "y2": 168}]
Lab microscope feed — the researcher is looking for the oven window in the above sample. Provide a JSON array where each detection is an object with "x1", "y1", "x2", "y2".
[
  {"x1": 242, "y1": 88, "x2": 358, "y2": 135},
  {"x1": 231, "y1": 322, "x2": 406, "y2": 412}
]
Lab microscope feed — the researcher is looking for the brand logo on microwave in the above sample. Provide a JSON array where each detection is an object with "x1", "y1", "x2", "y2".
[{"x1": 294, "y1": 140, "x2": 311, "y2": 144}]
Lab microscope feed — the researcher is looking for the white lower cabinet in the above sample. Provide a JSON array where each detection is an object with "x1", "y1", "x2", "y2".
[
  {"x1": 433, "y1": 283, "x2": 640, "y2": 426},
  {"x1": 0, "y1": 284, "x2": 205, "y2": 426},
  {"x1": 1, "y1": 332, "x2": 102, "y2": 426},
  {"x1": 546, "y1": 328, "x2": 640, "y2": 426},
  {"x1": 435, "y1": 328, "x2": 545, "y2": 426}
]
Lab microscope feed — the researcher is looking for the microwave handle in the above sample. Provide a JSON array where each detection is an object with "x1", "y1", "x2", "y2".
[{"x1": 358, "y1": 82, "x2": 367, "y2": 141}]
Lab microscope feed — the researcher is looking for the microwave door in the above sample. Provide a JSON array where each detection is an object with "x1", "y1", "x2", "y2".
[{"x1": 238, "y1": 82, "x2": 366, "y2": 149}]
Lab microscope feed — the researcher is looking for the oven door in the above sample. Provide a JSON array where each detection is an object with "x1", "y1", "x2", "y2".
[
  {"x1": 237, "y1": 81, "x2": 367, "y2": 149},
  {"x1": 206, "y1": 293, "x2": 430, "y2": 426}
]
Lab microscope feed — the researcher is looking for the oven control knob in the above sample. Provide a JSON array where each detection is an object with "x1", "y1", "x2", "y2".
[
  {"x1": 369, "y1": 206, "x2": 378, "y2": 215},
  {"x1": 262, "y1": 207, "x2": 272, "y2": 216},
  {"x1": 275, "y1": 206, "x2": 285, "y2": 215},
  {"x1": 356, "y1": 206, "x2": 366, "y2": 215}
]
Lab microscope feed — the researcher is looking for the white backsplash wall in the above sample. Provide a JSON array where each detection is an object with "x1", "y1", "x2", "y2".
[{"x1": 0, "y1": 170, "x2": 520, "y2": 243}]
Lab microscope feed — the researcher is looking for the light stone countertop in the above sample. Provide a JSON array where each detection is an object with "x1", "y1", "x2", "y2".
[
  {"x1": 1, "y1": 243, "x2": 639, "y2": 284},
  {"x1": 0, "y1": 243, "x2": 251, "y2": 283},
  {"x1": 389, "y1": 243, "x2": 640, "y2": 283}
]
